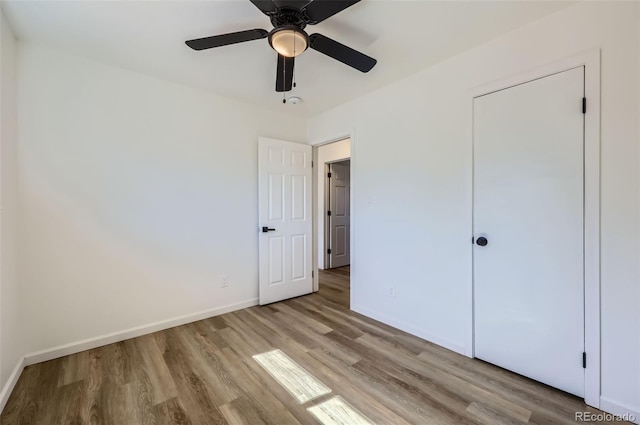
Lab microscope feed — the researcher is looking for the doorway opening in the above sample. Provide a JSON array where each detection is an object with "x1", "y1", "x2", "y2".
[{"x1": 313, "y1": 137, "x2": 351, "y2": 307}]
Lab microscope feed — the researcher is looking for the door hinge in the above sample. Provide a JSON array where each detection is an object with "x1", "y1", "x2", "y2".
[
  {"x1": 312, "y1": 270, "x2": 314, "y2": 278},
  {"x1": 327, "y1": 172, "x2": 332, "y2": 178},
  {"x1": 327, "y1": 211, "x2": 332, "y2": 216},
  {"x1": 312, "y1": 161, "x2": 314, "y2": 168},
  {"x1": 327, "y1": 248, "x2": 331, "y2": 254},
  {"x1": 582, "y1": 97, "x2": 586, "y2": 114},
  {"x1": 582, "y1": 352, "x2": 587, "y2": 368}
]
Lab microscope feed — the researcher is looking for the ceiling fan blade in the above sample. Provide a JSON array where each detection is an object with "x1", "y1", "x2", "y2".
[
  {"x1": 303, "y1": 0, "x2": 360, "y2": 24},
  {"x1": 250, "y1": 0, "x2": 278, "y2": 15},
  {"x1": 309, "y1": 33, "x2": 376, "y2": 72},
  {"x1": 276, "y1": 54, "x2": 294, "y2": 92},
  {"x1": 185, "y1": 29, "x2": 268, "y2": 51}
]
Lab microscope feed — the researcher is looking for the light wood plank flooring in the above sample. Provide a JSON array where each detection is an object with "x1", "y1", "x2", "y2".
[{"x1": 1, "y1": 266, "x2": 626, "y2": 424}]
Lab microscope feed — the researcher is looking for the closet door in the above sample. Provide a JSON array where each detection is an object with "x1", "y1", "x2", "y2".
[{"x1": 473, "y1": 67, "x2": 585, "y2": 397}]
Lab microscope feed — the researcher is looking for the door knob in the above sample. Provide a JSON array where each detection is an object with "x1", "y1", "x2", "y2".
[
  {"x1": 476, "y1": 236, "x2": 488, "y2": 246},
  {"x1": 262, "y1": 226, "x2": 276, "y2": 233}
]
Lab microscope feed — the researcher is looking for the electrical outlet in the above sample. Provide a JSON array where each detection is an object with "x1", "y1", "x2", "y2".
[
  {"x1": 221, "y1": 275, "x2": 229, "y2": 288},
  {"x1": 389, "y1": 287, "x2": 396, "y2": 298}
]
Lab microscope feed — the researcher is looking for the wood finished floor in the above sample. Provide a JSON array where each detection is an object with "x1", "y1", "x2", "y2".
[{"x1": 2, "y1": 266, "x2": 626, "y2": 425}]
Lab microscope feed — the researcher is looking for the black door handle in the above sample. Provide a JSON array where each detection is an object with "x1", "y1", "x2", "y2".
[
  {"x1": 476, "y1": 236, "x2": 488, "y2": 246},
  {"x1": 262, "y1": 226, "x2": 276, "y2": 233}
]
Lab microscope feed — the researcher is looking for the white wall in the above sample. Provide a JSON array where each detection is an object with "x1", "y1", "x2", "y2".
[
  {"x1": 316, "y1": 138, "x2": 350, "y2": 269},
  {"x1": 308, "y1": 1, "x2": 640, "y2": 415},
  {"x1": 17, "y1": 44, "x2": 306, "y2": 355},
  {"x1": 0, "y1": 8, "x2": 20, "y2": 394}
]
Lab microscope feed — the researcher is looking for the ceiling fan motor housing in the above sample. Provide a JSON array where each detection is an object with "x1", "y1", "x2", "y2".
[
  {"x1": 268, "y1": 25, "x2": 309, "y2": 57},
  {"x1": 269, "y1": 7, "x2": 307, "y2": 29}
]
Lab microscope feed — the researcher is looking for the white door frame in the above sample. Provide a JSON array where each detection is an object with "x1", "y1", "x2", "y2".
[
  {"x1": 466, "y1": 49, "x2": 601, "y2": 408},
  {"x1": 324, "y1": 162, "x2": 331, "y2": 270},
  {"x1": 311, "y1": 133, "x2": 355, "y2": 305}
]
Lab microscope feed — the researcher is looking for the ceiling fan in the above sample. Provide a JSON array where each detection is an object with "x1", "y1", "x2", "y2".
[{"x1": 185, "y1": 0, "x2": 377, "y2": 93}]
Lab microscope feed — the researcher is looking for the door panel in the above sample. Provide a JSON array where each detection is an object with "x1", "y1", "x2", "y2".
[
  {"x1": 329, "y1": 161, "x2": 350, "y2": 268},
  {"x1": 268, "y1": 236, "x2": 284, "y2": 285},
  {"x1": 291, "y1": 174, "x2": 307, "y2": 220},
  {"x1": 473, "y1": 67, "x2": 584, "y2": 397},
  {"x1": 268, "y1": 173, "x2": 284, "y2": 220},
  {"x1": 334, "y1": 226, "x2": 347, "y2": 257},
  {"x1": 291, "y1": 234, "x2": 307, "y2": 280},
  {"x1": 259, "y1": 138, "x2": 313, "y2": 305}
]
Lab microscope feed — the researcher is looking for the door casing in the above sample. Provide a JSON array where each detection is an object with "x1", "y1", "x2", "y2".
[{"x1": 311, "y1": 134, "x2": 355, "y2": 304}]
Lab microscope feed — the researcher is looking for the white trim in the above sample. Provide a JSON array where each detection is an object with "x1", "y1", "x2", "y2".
[
  {"x1": 324, "y1": 157, "x2": 351, "y2": 164},
  {"x1": 0, "y1": 357, "x2": 25, "y2": 414},
  {"x1": 465, "y1": 90, "x2": 475, "y2": 358},
  {"x1": 581, "y1": 49, "x2": 602, "y2": 409},
  {"x1": 310, "y1": 134, "x2": 353, "y2": 148},
  {"x1": 599, "y1": 398, "x2": 640, "y2": 424},
  {"x1": 352, "y1": 304, "x2": 466, "y2": 355},
  {"x1": 325, "y1": 162, "x2": 331, "y2": 269},
  {"x1": 23, "y1": 298, "x2": 257, "y2": 366},
  {"x1": 312, "y1": 145, "x2": 319, "y2": 292},
  {"x1": 349, "y1": 130, "x2": 355, "y2": 309},
  {"x1": 467, "y1": 49, "x2": 601, "y2": 408}
]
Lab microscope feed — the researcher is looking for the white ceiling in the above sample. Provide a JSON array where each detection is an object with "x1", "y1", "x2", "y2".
[{"x1": 2, "y1": 0, "x2": 572, "y2": 118}]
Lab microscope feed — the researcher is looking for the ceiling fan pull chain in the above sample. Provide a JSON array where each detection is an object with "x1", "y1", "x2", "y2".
[
  {"x1": 293, "y1": 34, "x2": 297, "y2": 89},
  {"x1": 282, "y1": 53, "x2": 287, "y2": 103}
]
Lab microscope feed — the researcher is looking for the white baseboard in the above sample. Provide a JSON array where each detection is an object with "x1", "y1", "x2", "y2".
[
  {"x1": 599, "y1": 397, "x2": 640, "y2": 424},
  {"x1": 0, "y1": 298, "x2": 258, "y2": 415},
  {"x1": 24, "y1": 298, "x2": 258, "y2": 366},
  {"x1": 0, "y1": 357, "x2": 25, "y2": 414},
  {"x1": 351, "y1": 303, "x2": 466, "y2": 355}
]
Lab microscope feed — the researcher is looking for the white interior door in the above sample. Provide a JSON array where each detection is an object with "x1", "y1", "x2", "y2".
[
  {"x1": 258, "y1": 137, "x2": 313, "y2": 305},
  {"x1": 329, "y1": 161, "x2": 350, "y2": 268},
  {"x1": 473, "y1": 67, "x2": 585, "y2": 397}
]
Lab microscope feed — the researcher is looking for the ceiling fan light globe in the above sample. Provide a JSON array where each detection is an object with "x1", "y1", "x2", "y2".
[{"x1": 269, "y1": 28, "x2": 308, "y2": 58}]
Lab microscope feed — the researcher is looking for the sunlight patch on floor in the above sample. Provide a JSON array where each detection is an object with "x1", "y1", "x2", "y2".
[
  {"x1": 307, "y1": 396, "x2": 375, "y2": 425},
  {"x1": 253, "y1": 349, "x2": 332, "y2": 404}
]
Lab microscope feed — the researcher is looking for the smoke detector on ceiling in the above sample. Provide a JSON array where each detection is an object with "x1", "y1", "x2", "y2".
[{"x1": 287, "y1": 96, "x2": 302, "y2": 105}]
